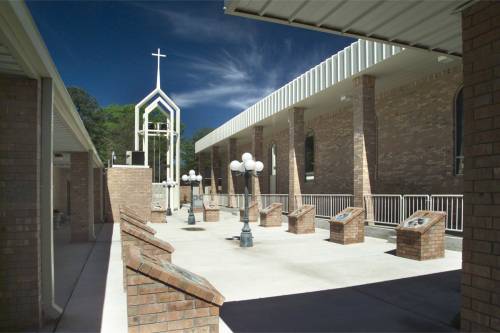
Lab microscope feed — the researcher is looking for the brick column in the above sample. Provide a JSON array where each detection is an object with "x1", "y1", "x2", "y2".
[
  {"x1": 352, "y1": 75, "x2": 376, "y2": 214},
  {"x1": 288, "y1": 108, "x2": 305, "y2": 212},
  {"x1": 210, "y1": 146, "x2": 220, "y2": 199},
  {"x1": 252, "y1": 126, "x2": 263, "y2": 207},
  {"x1": 94, "y1": 168, "x2": 103, "y2": 223},
  {"x1": 0, "y1": 75, "x2": 42, "y2": 330},
  {"x1": 460, "y1": 3, "x2": 500, "y2": 332},
  {"x1": 70, "y1": 151, "x2": 95, "y2": 241},
  {"x1": 227, "y1": 138, "x2": 237, "y2": 207}
]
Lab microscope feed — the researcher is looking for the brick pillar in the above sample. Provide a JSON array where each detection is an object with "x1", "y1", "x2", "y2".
[
  {"x1": 71, "y1": 151, "x2": 95, "y2": 241},
  {"x1": 252, "y1": 126, "x2": 263, "y2": 207},
  {"x1": 94, "y1": 168, "x2": 103, "y2": 223},
  {"x1": 0, "y1": 75, "x2": 42, "y2": 330},
  {"x1": 352, "y1": 75, "x2": 376, "y2": 215},
  {"x1": 288, "y1": 108, "x2": 305, "y2": 213},
  {"x1": 227, "y1": 138, "x2": 237, "y2": 208},
  {"x1": 460, "y1": 3, "x2": 500, "y2": 331},
  {"x1": 210, "y1": 146, "x2": 220, "y2": 199}
]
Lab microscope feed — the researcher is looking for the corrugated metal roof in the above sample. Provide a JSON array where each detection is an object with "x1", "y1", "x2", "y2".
[{"x1": 225, "y1": 0, "x2": 471, "y2": 56}]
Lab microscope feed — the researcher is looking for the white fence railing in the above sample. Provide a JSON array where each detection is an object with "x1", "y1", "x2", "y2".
[
  {"x1": 203, "y1": 192, "x2": 463, "y2": 232},
  {"x1": 298, "y1": 194, "x2": 353, "y2": 218},
  {"x1": 364, "y1": 194, "x2": 463, "y2": 232}
]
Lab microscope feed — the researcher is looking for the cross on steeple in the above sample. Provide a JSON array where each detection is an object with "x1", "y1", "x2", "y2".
[{"x1": 152, "y1": 48, "x2": 166, "y2": 89}]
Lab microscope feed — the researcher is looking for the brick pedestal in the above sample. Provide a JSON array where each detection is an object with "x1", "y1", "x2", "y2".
[
  {"x1": 121, "y1": 224, "x2": 174, "y2": 262},
  {"x1": 151, "y1": 209, "x2": 166, "y2": 223},
  {"x1": 106, "y1": 167, "x2": 152, "y2": 223},
  {"x1": 203, "y1": 202, "x2": 220, "y2": 222},
  {"x1": 329, "y1": 207, "x2": 365, "y2": 244},
  {"x1": 288, "y1": 205, "x2": 315, "y2": 234},
  {"x1": 396, "y1": 210, "x2": 445, "y2": 261},
  {"x1": 260, "y1": 203, "x2": 283, "y2": 227},
  {"x1": 120, "y1": 211, "x2": 156, "y2": 236},
  {"x1": 240, "y1": 201, "x2": 258, "y2": 222},
  {"x1": 125, "y1": 246, "x2": 224, "y2": 333}
]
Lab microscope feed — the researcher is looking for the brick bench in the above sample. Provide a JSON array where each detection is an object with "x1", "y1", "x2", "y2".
[
  {"x1": 203, "y1": 202, "x2": 220, "y2": 222},
  {"x1": 239, "y1": 201, "x2": 258, "y2": 222},
  {"x1": 124, "y1": 246, "x2": 224, "y2": 333},
  {"x1": 260, "y1": 203, "x2": 283, "y2": 227},
  {"x1": 396, "y1": 210, "x2": 446, "y2": 261},
  {"x1": 329, "y1": 207, "x2": 365, "y2": 244},
  {"x1": 288, "y1": 205, "x2": 315, "y2": 234}
]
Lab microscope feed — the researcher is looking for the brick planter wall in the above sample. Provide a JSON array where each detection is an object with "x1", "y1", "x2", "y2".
[
  {"x1": 329, "y1": 207, "x2": 365, "y2": 244},
  {"x1": 124, "y1": 246, "x2": 224, "y2": 333},
  {"x1": 239, "y1": 201, "x2": 258, "y2": 222},
  {"x1": 203, "y1": 202, "x2": 219, "y2": 222},
  {"x1": 396, "y1": 210, "x2": 446, "y2": 261},
  {"x1": 288, "y1": 205, "x2": 316, "y2": 234},
  {"x1": 260, "y1": 203, "x2": 283, "y2": 227}
]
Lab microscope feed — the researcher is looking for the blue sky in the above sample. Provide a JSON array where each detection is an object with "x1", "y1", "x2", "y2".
[{"x1": 27, "y1": 1, "x2": 354, "y2": 137}]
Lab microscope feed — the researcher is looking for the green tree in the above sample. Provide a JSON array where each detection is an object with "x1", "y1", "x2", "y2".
[{"x1": 180, "y1": 127, "x2": 213, "y2": 174}]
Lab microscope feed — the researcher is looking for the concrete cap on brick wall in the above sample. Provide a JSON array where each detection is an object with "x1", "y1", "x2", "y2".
[
  {"x1": 329, "y1": 207, "x2": 365, "y2": 225},
  {"x1": 396, "y1": 210, "x2": 447, "y2": 234},
  {"x1": 121, "y1": 224, "x2": 174, "y2": 254},
  {"x1": 289, "y1": 204, "x2": 315, "y2": 218},
  {"x1": 261, "y1": 202, "x2": 283, "y2": 214},
  {"x1": 124, "y1": 246, "x2": 225, "y2": 306},
  {"x1": 120, "y1": 214, "x2": 156, "y2": 235}
]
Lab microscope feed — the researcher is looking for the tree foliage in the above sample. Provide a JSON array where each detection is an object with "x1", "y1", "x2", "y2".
[{"x1": 180, "y1": 127, "x2": 214, "y2": 175}]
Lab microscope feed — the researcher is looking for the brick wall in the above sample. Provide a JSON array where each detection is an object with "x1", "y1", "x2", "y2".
[
  {"x1": 70, "y1": 152, "x2": 94, "y2": 241},
  {"x1": 105, "y1": 167, "x2": 152, "y2": 223},
  {"x1": 0, "y1": 75, "x2": 42, "y2": 330},
  {"x1": 460, "y1": 2, "x2": 500, "y2": 331},
  {"x1": 94, "y1": 168, "x2": 102, "y2": 223}
]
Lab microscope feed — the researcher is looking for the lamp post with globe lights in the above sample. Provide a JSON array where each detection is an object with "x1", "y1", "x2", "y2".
[
  {"x1": 230, "y1": 152, "x2": 264, "y2": 247},
  {"x1": 161, "y1": 179, "x2": 177, "y2": 217},
  {"x1": 181, "y1": 170, "x2": 203, "y2": 225}
]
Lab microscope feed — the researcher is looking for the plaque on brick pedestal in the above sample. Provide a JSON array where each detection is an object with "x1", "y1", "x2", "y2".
[
  {"x1": 120, "y1": 212, "x2": 156, "y2": 236},
  {"x1": 120, "y1": 223, "x2": 174, "y2": 262},
  {"x1": 203, "y1": 202, "x2": 220, "y2": 222},
  {"x1": 120, "y1": 206, "x2": 148, "y2": 225},
  {"x1": 151, "y1": 209, "x2": 167, "y2": 223},
  {"x1": 288, "y1": 205, "x2": 315, "y2": 234},
  {"x1": 396, "y1": 210, "x2": 446, "y2": 261},
  {"x1": 260, "y1": 203, "x2": 283, "y2": 227},
  {"x1": 239, "y1": 201, "x2": 258, "y2": 222},
  {"x1": 124, "y1": 246, "x2": 224, "y2": 333},
  {"x1": 329, "y1": 207, "x2": 365, "y2": 244}
]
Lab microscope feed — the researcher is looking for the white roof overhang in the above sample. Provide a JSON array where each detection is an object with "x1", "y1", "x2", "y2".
[
  {"x1": 224, "y1": 0, "x2": 473, "y2": 56},
  {"x1": 0, "y1": 1, "x2": 103, "y2": 167},
  {"x1": 195, "y1": 39, "x2": 460, "y2": 154}
]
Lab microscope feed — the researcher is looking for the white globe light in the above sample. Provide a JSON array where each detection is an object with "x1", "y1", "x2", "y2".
[
  {"x1": 162, "y1": 180, "x2": 167, "y2": 186},
  {"x1": 189, "y1": 169, "x2": 195, "y2": 176},
  {"x1": 244, "y1": 159, "x2": 255, "y2": 171},
  {"x1": 242, "y1": 152, "x2": 252, "y2": 162},
  {"x1": 196, "y1": 175, "x2": 202, "y2": 182},
  {"x1": 230, "y1": 160, "x2": 241, "y2": 172},
  {"x1": 238, "y1": 162, "x2": 245, "y2": 173},
  {"x1": 255, "y1": 161, "x2": 264, "y2": 172},
  {"x1": 181, "y1": 175, "x2": 188, "y2": 182},
  {"x1": 190, "y1": 174, "x2": 196, "y2": 181}
]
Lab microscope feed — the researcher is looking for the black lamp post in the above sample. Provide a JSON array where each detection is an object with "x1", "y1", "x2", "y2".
[
  {"x1": 162, "y1": 179, "x2": 176, "y2": 217},
  {"x1": 230, "y1": 152, "x2": 264, "y2": 247},
  {"x1": 181, "y1": 170, "x2": 202, "y2": 225}
]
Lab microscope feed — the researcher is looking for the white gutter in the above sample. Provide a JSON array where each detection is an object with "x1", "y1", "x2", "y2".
[
  {"x1": 1, "y1": 1, "x2": 104, "y2": 167},
  {"x1": 195, "y1": 39, "x2": 402, "y2": 153}
]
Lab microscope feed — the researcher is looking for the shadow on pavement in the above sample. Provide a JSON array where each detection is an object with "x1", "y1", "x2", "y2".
[{"x1": 221, "y1": 270, "x2": 461, "y2": 332}]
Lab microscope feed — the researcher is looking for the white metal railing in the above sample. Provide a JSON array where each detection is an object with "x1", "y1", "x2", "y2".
[
  {"x1": 365, "y1": 194, "x2": 463, "y2": 232},
  {"x1": 430, "y1": 195, "x2": 463, "y2": 232},
  {"x1": 260, "y1": 194, "x2": 289, "y2": 213},
  {"x1": 298, "y1": 194, "x2": 353, "y2": 218},
  {"x1": 364, "y1": 194, "x2": 403, "y2": 225}
]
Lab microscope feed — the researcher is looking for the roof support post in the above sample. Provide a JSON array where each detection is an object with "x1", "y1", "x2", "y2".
[
  {"x1": 252, "y1": 126, "x2": 264, "y2": 208},
  {"x1": 210, "y1": 146, "x2": 220, "y2": 200},
  {"x1": 227, "y1": 138, "x2": 237, "y2": 208},
  {"x1": 288, "y1": 107, "x2": 305, "y2": 213}
]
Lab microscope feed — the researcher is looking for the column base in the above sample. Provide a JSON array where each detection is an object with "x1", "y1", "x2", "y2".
[{"x1": 188, "y1": 213, "x2": 196, "y2": 225}]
